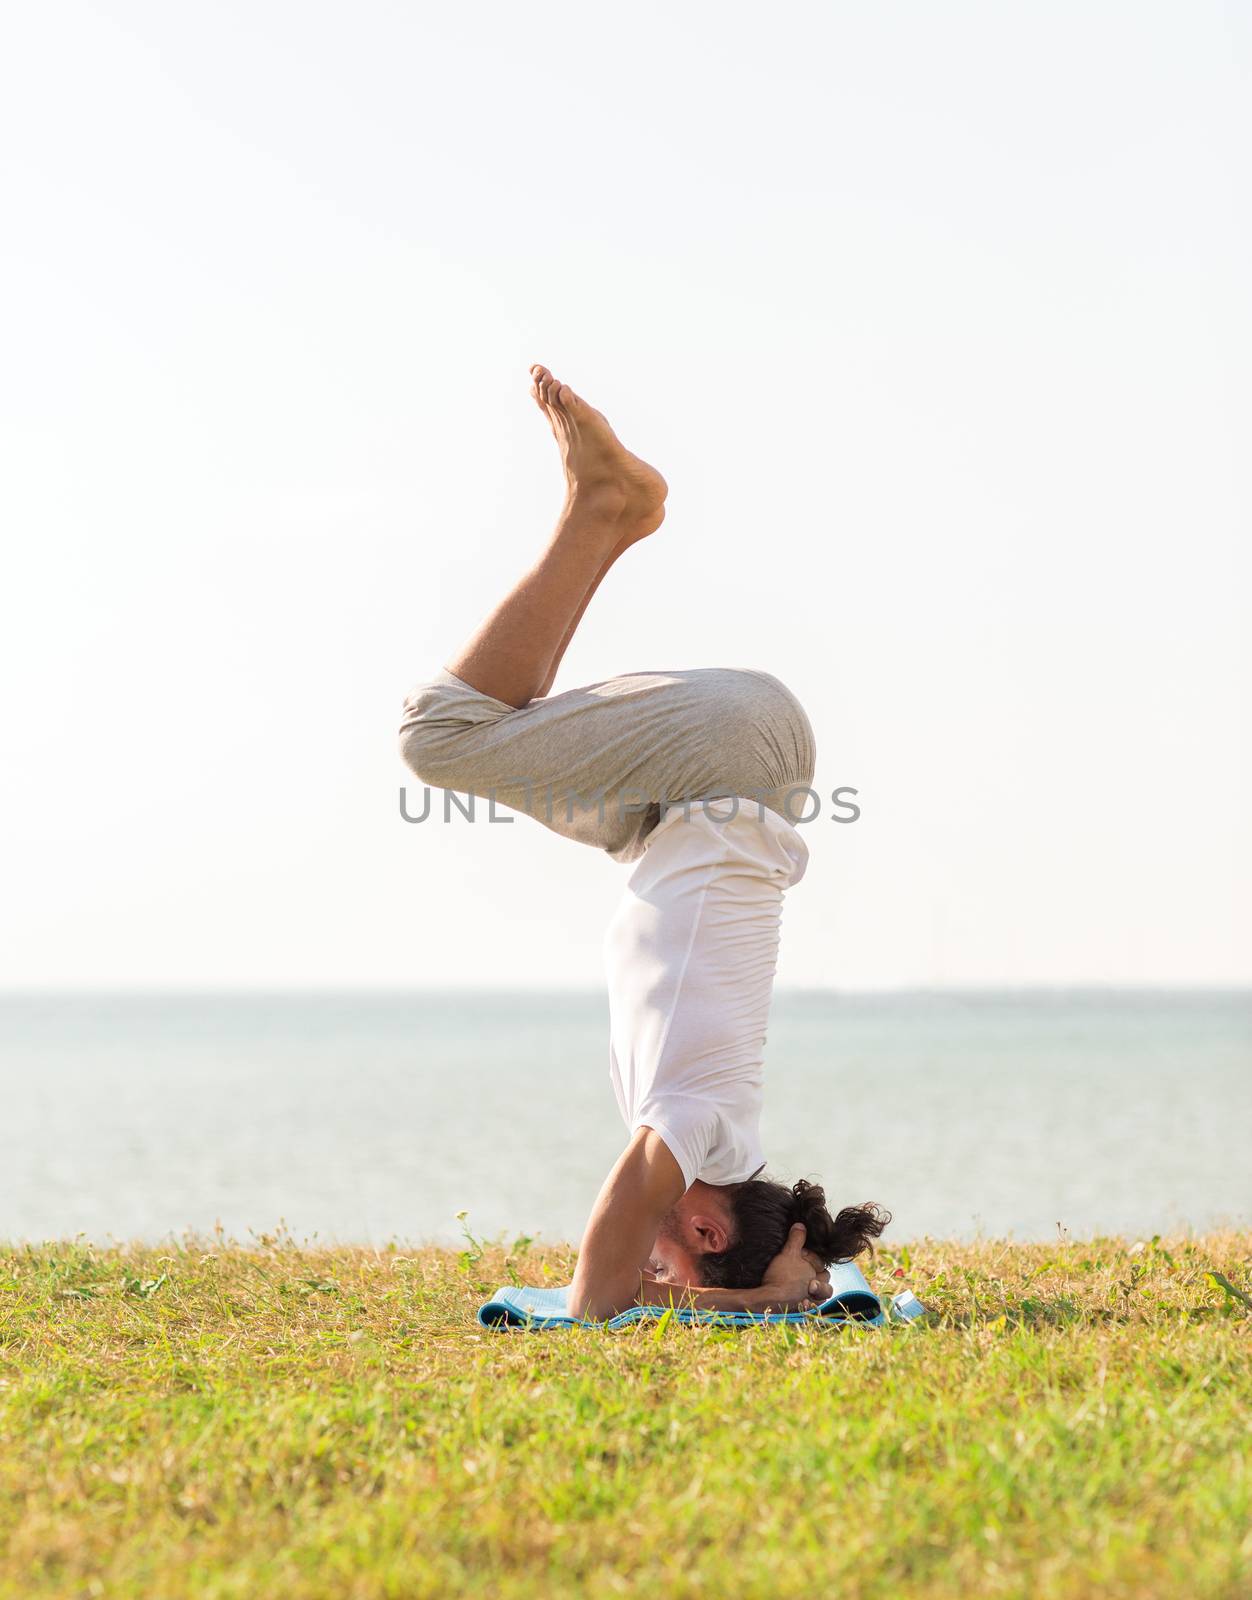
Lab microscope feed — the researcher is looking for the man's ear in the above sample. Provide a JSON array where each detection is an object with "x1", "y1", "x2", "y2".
[{"x1": 689, "y1": 1212, "x2": 732, "y2": 1255}]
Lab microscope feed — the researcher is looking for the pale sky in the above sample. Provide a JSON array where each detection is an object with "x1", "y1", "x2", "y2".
[{"x1": 2, "y1": 1, "x2": 1248, "y2": 990}]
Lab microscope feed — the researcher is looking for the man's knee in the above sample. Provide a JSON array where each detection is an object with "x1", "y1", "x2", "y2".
[
  {"x1": 397, "y1": 681, "x2": 468, "y2": 787},
  {"x1": 397, "y1": 720, "x2": 443, "y2": 787}
]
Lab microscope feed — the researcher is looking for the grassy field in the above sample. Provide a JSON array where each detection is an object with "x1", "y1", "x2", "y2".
[{"x1": 1, "y1": 1230, "x2": 1249, "y2": 1600}]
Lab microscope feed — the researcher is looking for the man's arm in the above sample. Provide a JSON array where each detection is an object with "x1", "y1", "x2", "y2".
[
  {"x1": 568, "y1": 1132, "x2": 834, "y2": 1321},
  {"x1": 635, "y1": 1274, "x2": 820, "y2": 1315},
  {"x1": 567, "y1": 1127, "x2": 685, "y2": 1322},
  {"x1": 638, "y1": 1223, "x2": 833, "y2": 1315}
]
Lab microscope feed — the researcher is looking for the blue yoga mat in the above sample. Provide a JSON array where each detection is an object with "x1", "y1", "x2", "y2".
[{"x1": 478, "y1": 1260, "x2": 927, "y2": 1330}]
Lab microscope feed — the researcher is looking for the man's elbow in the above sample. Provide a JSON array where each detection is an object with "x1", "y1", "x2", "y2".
[{"x1": 567, "y1": 1275, "x2": 635, "y2": 1324}]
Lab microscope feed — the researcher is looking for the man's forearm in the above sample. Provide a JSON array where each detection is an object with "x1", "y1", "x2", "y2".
[{"x1": 638, "y1": 1274, "x2": 769, "y2": 1314}]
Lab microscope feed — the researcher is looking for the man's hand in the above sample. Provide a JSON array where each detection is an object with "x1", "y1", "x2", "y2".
[{"x1": 757, "y1": 1222, "x2": 832, "y2": 1312}]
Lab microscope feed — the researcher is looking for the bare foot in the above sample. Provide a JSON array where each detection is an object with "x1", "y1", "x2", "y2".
[{"x1": 530, "y1": 364, "x2": 667, "y2": 538}]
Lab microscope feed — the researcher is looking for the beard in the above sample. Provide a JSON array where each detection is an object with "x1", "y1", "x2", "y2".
[{"x1": 653, "y1": 1206, "x2": 684, "y2": 1246}]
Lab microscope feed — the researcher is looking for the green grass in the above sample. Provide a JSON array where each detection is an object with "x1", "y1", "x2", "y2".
[{"x1": 1, "y1": 1230, "x2": 1249, "y2": 1599}]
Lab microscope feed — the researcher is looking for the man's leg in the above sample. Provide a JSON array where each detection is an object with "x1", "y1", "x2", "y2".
[
  {"x1": 531, "y1": 527, "x2": 641, "y2": 700},
  {"x1": 446, "y1": 365, "x2": 667, "y2": 708}
]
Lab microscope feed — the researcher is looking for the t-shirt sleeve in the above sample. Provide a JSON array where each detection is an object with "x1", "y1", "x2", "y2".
[{"x1": 633, "y1": 1096, "x2": 719, "y2": 1191}]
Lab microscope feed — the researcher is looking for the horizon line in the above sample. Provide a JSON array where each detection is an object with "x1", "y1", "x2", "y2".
[{"x1": 1, "y1": 983, "x2": 1249, "y2": 999}]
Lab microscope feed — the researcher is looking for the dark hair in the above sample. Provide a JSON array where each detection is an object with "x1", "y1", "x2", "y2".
[{"x1": 699, "y1": 1178, "x2": 890, "y2": 1290}]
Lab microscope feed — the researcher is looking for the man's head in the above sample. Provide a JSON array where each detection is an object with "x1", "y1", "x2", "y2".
[{"x1": 649, "y1": 1177, "x2": 890, "y2": 1289}]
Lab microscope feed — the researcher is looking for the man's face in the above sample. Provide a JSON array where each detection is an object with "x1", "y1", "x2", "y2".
[
  {"x1": 648, "y1": 1210, "x2": 698, "y2": 1284},
  {"x1": 647, "y1": 1185, "x2": 734, "y2": 1286}
]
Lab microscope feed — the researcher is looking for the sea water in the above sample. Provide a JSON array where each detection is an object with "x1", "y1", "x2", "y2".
[{"x1": 0, "y1": 990, "x2": 1247, "y2": 1245}]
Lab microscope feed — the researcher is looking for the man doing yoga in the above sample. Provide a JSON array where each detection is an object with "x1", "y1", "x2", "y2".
[{"x1": 400, "y1": 365, "x2": 887, "y2": 1321}]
